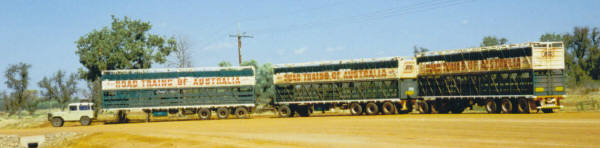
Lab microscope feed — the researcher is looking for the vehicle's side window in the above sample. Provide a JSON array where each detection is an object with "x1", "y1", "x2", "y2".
[
  {"x1": 69, "y1": 106, "x2": 77, "y2": 111},
  {"x1": 79, "y1": 105, "x2": 90, "y2": 110}
]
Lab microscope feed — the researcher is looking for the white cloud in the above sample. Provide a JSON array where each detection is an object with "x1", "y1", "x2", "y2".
[
  {"x1": 462, "y1": 19, "x2": 469, "y2": 25},
  {"x1": 325, "y1": 46, "x2": 344, "y2": 52},
  {"x1": 202, "y1": 42, "x2": 235, "y2": 51},
  {"x1": 293, "y1": 47, "x2": 307, "y2": 55}
]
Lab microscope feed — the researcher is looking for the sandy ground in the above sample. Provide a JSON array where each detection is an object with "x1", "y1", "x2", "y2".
[{"x1": 1, "y1": 112, "x2": 599, "y2": 148}]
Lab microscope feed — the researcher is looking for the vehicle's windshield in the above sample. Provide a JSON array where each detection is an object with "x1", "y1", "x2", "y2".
[{"x1": 69, "y1": 106, "x2": 77, "y2": 111}]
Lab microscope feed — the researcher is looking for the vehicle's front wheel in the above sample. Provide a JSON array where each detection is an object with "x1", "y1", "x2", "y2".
[
  {"x1": 51, "y1": 117, "x2": 64, "y2": 127},
  {"x1": 80, "y1": 116, "x2": 91, "y2": 126}
]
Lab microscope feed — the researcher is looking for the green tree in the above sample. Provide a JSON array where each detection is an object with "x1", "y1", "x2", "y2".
[
  {"x1": 481, "y1": 36, "x2": 508, "y2": 47},
  {"x1": 540, "y1": 33, "x2": 564, "y2": 42},
  {"x1": 4, "y1": 63, "x2": 32, "y2": 117},
  {"x1": 38, "y1": 70, "x2": 79, "y2": 111},
  {"x1": 75, "y1": 15, "x2": 177, "y2": 81},
  {"x1": 218, "y1": 61, "x2": 233, "y2": 67},
  {"x1": 75, "y1": 15, "x2": 177, "y2": 110},
  {"x1": 1, "y1": 91, "x2": 10, "y2": 114},
  {"x1": 221, "y1": 60, "x2": 275, "y2": 108},
  {"x1": 23, "y1": 90, "x2": 40, "y2": 115}
]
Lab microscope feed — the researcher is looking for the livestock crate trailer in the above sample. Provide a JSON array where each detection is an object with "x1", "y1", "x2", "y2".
[
  {"x1": 272, "y1": 56, "x2": 418, "y2": 117},
  {"x1": 100, "y1": 66, "x2": 256, "y2": 122},
  {"x1": 415, "y1": 42, "x2": 565, "y2": 114}
]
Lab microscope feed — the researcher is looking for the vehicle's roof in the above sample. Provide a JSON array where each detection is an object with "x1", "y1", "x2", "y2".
[{"x1": 68, "y1": 102, "x2": 94, "y2": 106}]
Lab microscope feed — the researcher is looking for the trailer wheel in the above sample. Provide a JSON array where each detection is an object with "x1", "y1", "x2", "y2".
[
  {"x1": 365, "y1": 103, "x2": 378, "y2": 115},
  {"x1": 450, "y1": 102, "x2": 465, "y2": 114},
  {"x1": 349, "y1": 103, "x2": 363, "y2": 115},
  {"x1": 80, "y1": 116, "x2": 91, "y2": 126},
  {"x1": 198, "y1": 108, "x2": 211, "y2": 120},
  {"x1": 381, "y1": 102, "x2": 396, "y2": 115},
  {"x1": 486, "y1": 100, "x2": 499, "y2": 113},
  {"x1": 431, "y1": 100, "x2": 449, "y2": 114},
  {"x1": 542, "y1": 109, "x2": 554, "y2": 113},
  {"x1": 216, "y1": 107, "x2": 229, "y2": 119},
  {"x1": 501, "y1": 99, "x2": 513, "y2": 113},
  {"x1": 517, "y1": 99, "x2": 530, "y2": 113},
  {"x1": 417, "y1": 101, "x2": 430, "y2": 114},
  {"x1": 296, "y1": 106, "x2": 311, "y2": 117},
  {"x1": 278, "y1": 105, "x2": 294, "y2": 117},
  {"x1": 235, "y1": 107, "x2": 249, "y2": 119},
  {"x1": 51, "y1": 117, "x2": 64, "y2": 127}
]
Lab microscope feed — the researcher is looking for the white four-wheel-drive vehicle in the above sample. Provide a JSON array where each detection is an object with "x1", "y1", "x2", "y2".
[{"x1": 47, "y1": 102, "x2": 94, "y2": 127}]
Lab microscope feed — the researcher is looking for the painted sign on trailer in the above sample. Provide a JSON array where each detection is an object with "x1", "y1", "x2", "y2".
[
  {"x1": 273, "y1": 57, "x2": 417, "y2": 84},
  {"x1": 102, "y1": 76, "x2": 255, "y2": 90}
]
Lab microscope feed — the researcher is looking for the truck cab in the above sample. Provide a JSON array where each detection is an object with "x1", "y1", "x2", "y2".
[{"x1": 48, "y1": 102, "x2": 94, "y2": 127}]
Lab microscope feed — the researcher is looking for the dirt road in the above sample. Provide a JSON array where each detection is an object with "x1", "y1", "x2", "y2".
[{"x1": 1, "y1": 112, "x2": 599, "y2": 148}]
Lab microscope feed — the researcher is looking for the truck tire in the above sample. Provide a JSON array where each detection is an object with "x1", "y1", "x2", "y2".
[
  {"x1": 365, "y1": 103, "x2": 378, "y2": 115},
  {"x1": 278, "y1": 105, "x2": 294, "y2": 117},
  {"x1": 350, "y1": 103, "x2": 363, "y2": 115},
  {"x1": 501, "y1": 99, "x2": 513, "y2": 113},
  {"x1": 431, "y1": 100, "x2": 449, "y2": 114},
  {"x1": 235, "y1": 107, "x2": 249, "y2": 119},
  {"x1": 296, "y1": 106, "x2": 311, "y2": 117},
  {"x1": 517, "y1": 99, "x2": 530, "y2": 113},
  {"x1": 216, "y1": 107, "x2": 229, "y2": 119},
  {"x1": 450, "y1": 101, "x2": 465, "y2": 114},
  {"x1": 486, "y1": 100, "x2": 500, "y2": 113},
  {"x1": 80, "y1": 116, "x2": 91, "y2": 126},
  {"x1": 198, "y1": 108, "x2": 211, "y2": 120},
  {"x1": 381, "y1": 102, "x2": 396, "y2": 115},
  {"x1": 418, "y1": 101, "x2": 430, "y2": 114},
  {"x1": 51, "y1": 117, "x2": 64, "y2": 127}
]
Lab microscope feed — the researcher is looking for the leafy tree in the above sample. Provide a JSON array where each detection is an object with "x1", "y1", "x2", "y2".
[
  {"x1": 540, "y1": 33, "x2": 565, "y2": 42},
  {"x1": 218, "y1": 61, "x2": 233, "y2": 67},
  {"x1": 38, "y1": 70, "x2": 79, "y2": 111},
  {"x1": 23, "y1": 90, "x2": 40, "y2": 115},
  {"x1": 481, "y1": 36, "x2": 508, "y2": 47},
  {"x1": 1, "y1": 91, "x2": 11, "y2": 114},
  {"x1": 75, "y1": 15, "x2": 177, "y2": 110},
  {"x1": 75, "y1": 15, "x2": 177, "y2": 81},
  {"x1": 220, "y1": 60, "x2": 275, "y2": 108},
  {"x1": 4, "y1": 63, "x2": 31, "y2": 117}
]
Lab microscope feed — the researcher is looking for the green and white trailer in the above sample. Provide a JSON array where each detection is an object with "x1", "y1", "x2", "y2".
[
  {"x1": 100, "y1": 66, "x2": 256, "y2": 122},
  {"x1": 272, "y1": 57, "x2": 419, "y2": 117}
]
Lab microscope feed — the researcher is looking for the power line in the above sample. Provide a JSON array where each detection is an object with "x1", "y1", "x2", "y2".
[{"x1": 250, "y1": 0, "x2": 475, "y2": 34}]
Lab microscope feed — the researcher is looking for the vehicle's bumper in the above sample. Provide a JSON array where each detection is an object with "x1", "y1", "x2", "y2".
[{"x1": 535, "y1": 95, "x2": 564, "y2": 109}]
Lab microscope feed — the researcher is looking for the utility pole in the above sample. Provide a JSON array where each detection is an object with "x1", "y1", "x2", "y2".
[{"x1": 229, "y1": 23, "x2": 253, "y2": 65}]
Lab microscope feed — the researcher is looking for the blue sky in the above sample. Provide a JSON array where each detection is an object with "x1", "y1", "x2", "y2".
[{"x1": 1, "y1": 0, "x2": 599, "y2": 92}]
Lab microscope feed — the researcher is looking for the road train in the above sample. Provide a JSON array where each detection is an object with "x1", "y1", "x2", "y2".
[{"x1": 95, "y1": 42, "x2": 565, "y2": 122}]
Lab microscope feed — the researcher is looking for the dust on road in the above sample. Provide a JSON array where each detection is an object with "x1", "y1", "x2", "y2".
[{"x1": 1, "y1": 112, "x2": 599, "y2": 148}]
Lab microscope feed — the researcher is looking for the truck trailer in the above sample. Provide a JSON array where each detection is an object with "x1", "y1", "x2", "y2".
[
  {"x1": 100, "y1": 66, "x2": 256, "y2": 122},
  {"x1": 415, "y1": 42, "x2": 565, "y2": 114},
  {"x1": 272, "y1": 57, "x2": 418, "y2": 117}
]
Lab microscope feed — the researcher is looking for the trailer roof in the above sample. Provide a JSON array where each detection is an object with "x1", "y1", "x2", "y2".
[
  {"x1": 416, "y1": 42, "x2": 563, "y2": 58},
  {"x1": 101, "y1": 66, "x2": 254, "y2": 75},
  {"x1": 273, "y1": 56, "x2": 412, "y2": 68}
]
